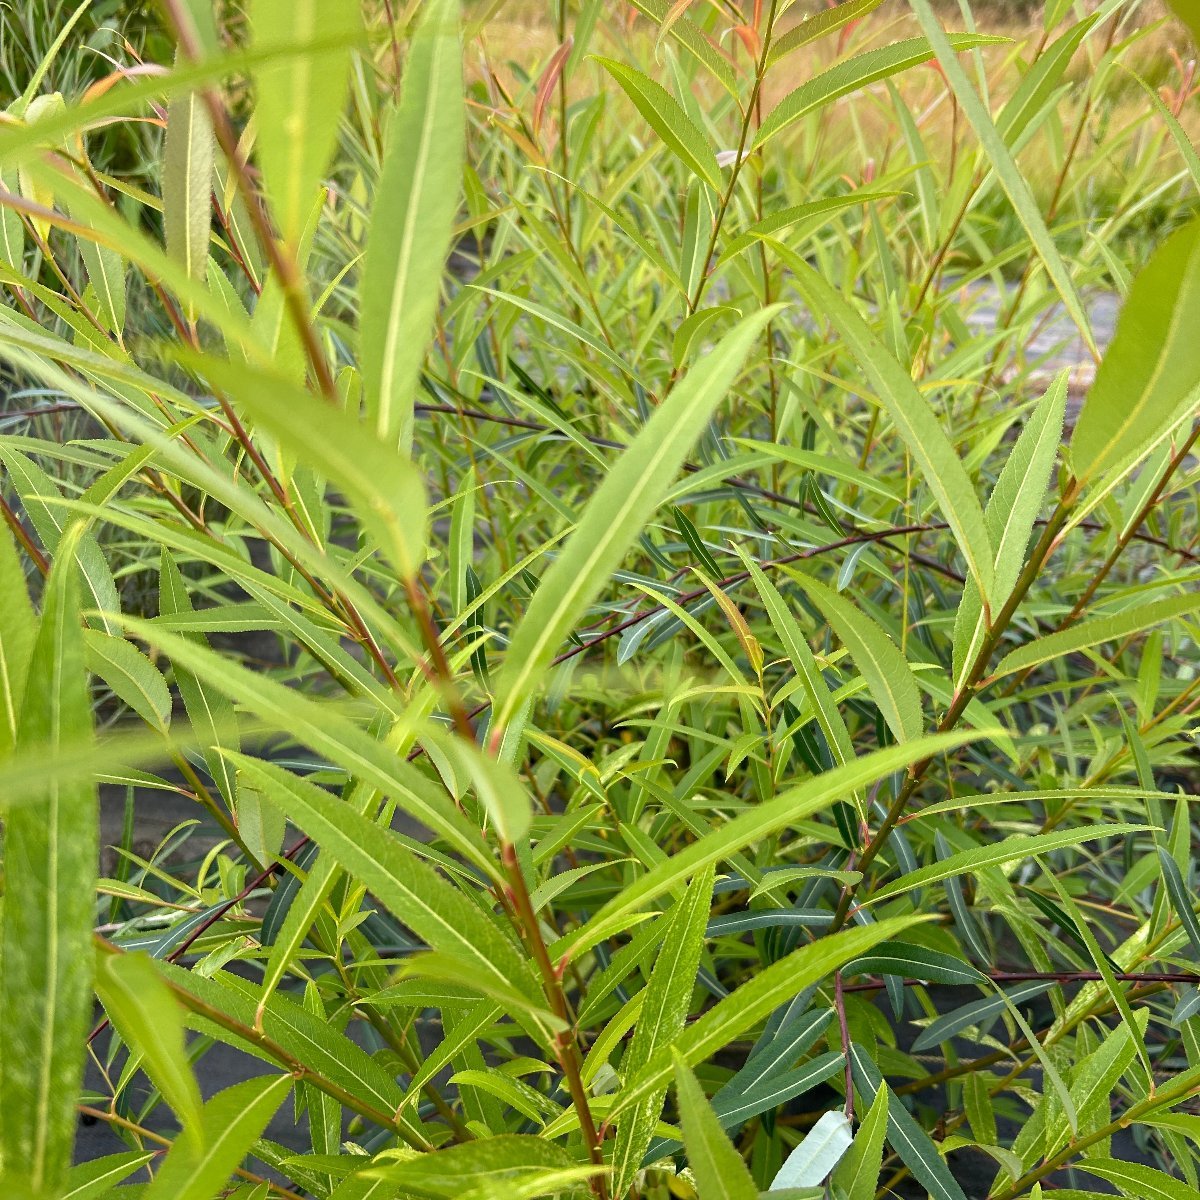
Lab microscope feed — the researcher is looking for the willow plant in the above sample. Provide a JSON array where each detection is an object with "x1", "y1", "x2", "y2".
[{"x1": 0, "y1": 0, "x2": 1199, "y2": 1198}]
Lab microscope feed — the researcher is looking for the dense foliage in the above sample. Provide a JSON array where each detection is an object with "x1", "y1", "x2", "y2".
[{"x1": 0, "y1": 1, "x2": 1199, "y2": 1198}]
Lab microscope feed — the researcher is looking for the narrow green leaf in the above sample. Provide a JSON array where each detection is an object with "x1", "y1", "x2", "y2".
[
  {"x1": 787, "y1": 569, "x2": 922, "y2": 743},
  {"x1": 566, "y1": 733, "x2": 976, "y2": 958},
  {"x1": 673, "y1": 1053, "x2": 758, "y2": 1200},
  {"x1": 0, "y1": 522, "x2": 35, "y2": 755},
  {"x1": 162, "y1": 75, "x2": 214, "y2": 292},
  {"x1": 1070, "y1": 217, "x2": 1200, "y2": 484},
  {"x1": 609, "y1": 916, "x2": 924, "y2": 1120},
  {"x1": 953, "y1": 373, "x2": 1068, "y2": 689},
  {"x1": 908, "y1": 0, "x2": 1096, "y2": 357},
  {"x1": 767, "y1": 0, "x2": 887, "y2": 65},
  {"x1": 493, "y1": 307, "x2": 778, "y2": 729},
  {"x1": 612, "y1": 865, "x2": 715, "y2": 1195},
  {"x1": 84, "y1": 629, "x2": 171, "y2": 732},
  {"x1": 0, "y1": 527, "x2": 96, "y2": 1197},
  {"x1": 865, "y1": 824, "x2": 1147, "y2": 905},
  {"x1": 252, "y1": 0, "x2": 360, "y2": 243},
  {"x1": 159, "y1": 549, "x2": 239, "y2": 806},
  {"x1": 754, "y1": 36, "x2": 1004, "y2": 149},
  {"x1": 94, "y1": 951, "x2": 205, "y2": 1145},
  {"x1": 1077, "y1": 1158, "x2": 1197, "y2": 1200},
  {"x1": 224, "y1": 753, "x2": 548, "y2": 1017},
  {"x1": 991, "y1": 592, "x2": 1200, "y2": 679},
  {"x1": 360, "y1": 0, "x2": 464, "y2": 451},
  {"x1": 185, "y1": 354, "x2": 428, "y2": 581},
  {"x1": 593, "y1": 57, "x2": 722, "y2": 190},
  {"x1": 64, "y1": 1152, "x2": 155, "y2": 1199},
  {"x1": 142, "y1": 1075, "x2": 292, "y2": 1200},
  {"x1": 775, "y1": 248, "x2": 995, "y2": 607},
  {"x1": 849, "y1": 1043, "x2": 968, "y2": 1200},
  {"x1": 831, "y1": 1085, "x2": 888, "y2": 1200}
]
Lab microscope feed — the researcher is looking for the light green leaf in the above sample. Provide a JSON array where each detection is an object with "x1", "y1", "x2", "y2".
[
  {"x1": 0, "y1": 527, "x2": 96, "y2": 1197},
  {"x1": 64, "y1": 1152, "x2": 155, "y2": 1199},
  {"x1": 754, "y1": 35, "x2": 1004, "y2": 149},
  {"x1": 786, "y1": 569, "x2": 922, "y2": 743},
  {"x1": 609, "y1": 916, "x2": 924, "y2": 1120},
  {"x1": 94, "y1": 951, "x2": 205, "y2": 1145},
  {"x1": 848, "y1": 1043, "x2": 968, "y2": 1200},
  {"x1": 493, "y1": 307, "x2": 778, "y2": 730},
  {"x1": 119, "y1": 615, "x2": 494, "y2": 875},
  {"x1": 0, "y1": 522, "x2": 35, "y2": 755},
  {"x1": 84, "y1": 629, "x2": 171, "y2": 732},
  {"x1": 908, "y1": 0, "x2": 1096, "y2": 358},
  {"x1": 953, "y1": 373, "x2": 1068, "y2": 689},
  {"x1": 1070, "y1": 217, "x2": 1200, "y2": 484},
  {"x1": 991, "y1": 592, "x2": 1200, "y2": 680},
  {"x1": 142, "y1": 1075, "x2": 292, "y2": 1200},
  {"x1": 866, "y1": 824, "x2": 1148, "y2": 905},
  {"x1": 775, "y1": 248, "x2": 995, "y2": 608},
  {"x1": 773, "y1": 1110, "x2": 854, "y2": 1188},
  {"x1": 185, "y1": 354, "x2": 428, "y2": 581},
  {"x1": 252, "y1": 0, "x2": 360, "y2": 243},
  {"x1": 1077, "y1": 1159, "x2": 1197, "y2": 1200},
  {"x1": 565, "y1": 732, "x2": 976, "y2": 959},
  {"x1": 672, "y1": 1053, "x2": 758, "y2": 1200},
  {"x1": 224, "y1": 753, "x2": 548, "y2": 1017},
  {"x1": 360, "y1": 0, "x2": 463, "y2": 451},
  {"x1": 832, "y1": 1085, "x2": 888, "y2": 1200},
  {"x1": 159, "y1": 549, "x2": 239, "y2": 806},
  {"x1": 162, "y1": 72, "x2": 214, "y2": 293},
  {"x1": 612, "y1": 865, "x2": 715, "y2": 1195},
  {"x1": 593, "y1": 57, "x2": 722, "y2": 190},
  {"x1": 767, "y1": 0, "x2": 887, "y2": 65}
]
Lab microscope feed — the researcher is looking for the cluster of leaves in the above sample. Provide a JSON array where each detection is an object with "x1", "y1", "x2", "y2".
[{"x1": 0, "y1": 0, "x2": 1199, "y2": 1198}]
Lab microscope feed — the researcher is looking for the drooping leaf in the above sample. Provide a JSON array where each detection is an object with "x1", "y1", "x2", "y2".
[{"x1": 94, "y1": 950, "x2": 205, "y2": 1145}]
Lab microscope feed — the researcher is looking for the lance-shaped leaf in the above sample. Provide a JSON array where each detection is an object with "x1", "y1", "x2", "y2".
[
  {"x1": 187, "y1": 354, "x2": 428, "y2": 581},
  {"x1": 776, "y1": 248, "x2": 995, "y2": 608},
  {"x1": 1070, "y1": 216, "x2": 1200, "y2": 485},
  {"x1": 990, "y1": 591, "x2": 1200, "y2": 680},
  {"x1": 162, "y1": 62, "x2": 214, "y2": 293},
  {"x1": 787, "y1": 568, "x2": 922, "y2": 744},
  {"x1": 608, "y1": 916, "x2": 924, "y2": 1119},
  {"x1": 0, "y1": 527, "x2": 96, "y2": 1197},
  {"x1": 94, "y1": 950, "x2": 205, "y2": 1146},
  {"x1": 772, "y1": 1110, "x2": 854, "y2": 1188},
  {"x1": 141, "y1": 1075, "x2": 292, "y2": 1200},
  {"x1": 252, "y1": 0, "x2": 360, "y2": 244},
  {"x1": 493, "y1": 307, "x2": 778, "y2": 729},
  {"x1": 0, "y1": 522, "x2": 35, "y2": 756},
  {"x1": 593, "y1": 57, "x2": 722, "y2": 190},
  {"x1": 953, "y1": 373, "x2": 1068, "y2": 690},
  {"x1": 849, "y1": 1044, "x2": 968, "y2": 1200},
  {"x1": 754, "y1": 35, "x2": 1003, "y2": 149},
  {"x1": 612, "y1": 865, "x2": 714, "y2": 1195},
  {"x1": 673, "y1": 1053, "x2": 758, "y2": 1200},
  {"x1": 831, "y1": 1085, "x2": 888, "y2": 1200},
  {"x1": 360, "y1": 0, "x2": 464, "y2": 451},
  {"x1": 159, "y1": 549, "x2": 239, "y2": 807},
  {"x1": 225, "y1": 753, "x2": 551, "y2": 1022},
  {"x1": 908, "y1": 0, "x2": 1096, "y2": 358}
]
